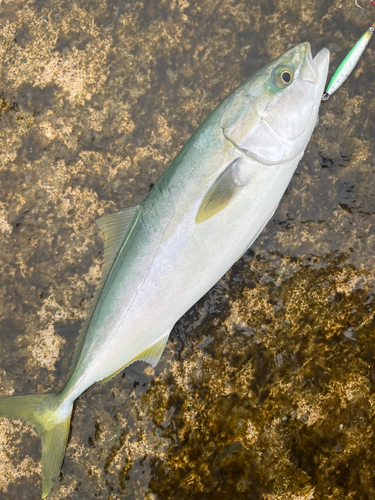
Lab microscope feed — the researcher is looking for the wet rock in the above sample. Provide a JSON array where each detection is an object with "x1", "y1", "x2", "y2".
[{"x1": 1, "y1": 0, "x2": 375, "y2": 499}]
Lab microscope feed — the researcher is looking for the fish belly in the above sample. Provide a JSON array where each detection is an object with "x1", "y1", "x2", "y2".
[{"x1": 62, "y1": 142, "x2": 300, "y2": 402}]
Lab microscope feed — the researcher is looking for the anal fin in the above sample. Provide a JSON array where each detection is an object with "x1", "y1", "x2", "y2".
[{"x1": 98, "y1": 331, "x2": 170, "y2": 383}]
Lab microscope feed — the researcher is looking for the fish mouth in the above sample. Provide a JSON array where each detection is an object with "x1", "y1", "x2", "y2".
[
  {"x1": 301, "y1": 43, "x2": 330, "y2": 91},
  {"x1": 311, "y1": 47, "x2": 330, "y2": 105},
  {"x1": 312, "y1": 46, "x2": 330, "y2": 82}
]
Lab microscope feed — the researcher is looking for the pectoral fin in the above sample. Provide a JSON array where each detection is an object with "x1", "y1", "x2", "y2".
[{"x1": 196, "y1": 158, "x2": 244, "y2": 224}]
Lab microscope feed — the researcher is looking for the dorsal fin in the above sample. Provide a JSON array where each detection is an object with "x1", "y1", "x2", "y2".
[
  {"x1": 98, "y1": 330, "x2": 170, "y2": 383},
  {"x1": 96, "y1": 206, "x2": 140, "y2": 275},
  {"x1": 196, "y1": 157, "x2": 244, "y2": 224},
  {"x1": 67, "y1": 205, "x2": 140, "y2": 380}
]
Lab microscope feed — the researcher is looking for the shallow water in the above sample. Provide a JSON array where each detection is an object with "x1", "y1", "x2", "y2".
[{"x1": 0, "y1": 0, "x2": 375, "y2": 498}]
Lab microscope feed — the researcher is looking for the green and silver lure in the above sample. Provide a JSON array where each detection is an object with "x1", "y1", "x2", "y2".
[{"x1": 322, "y1": 23, "x2": 375, "y2": 100}]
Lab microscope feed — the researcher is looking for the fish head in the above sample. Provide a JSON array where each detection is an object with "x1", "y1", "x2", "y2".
[{"x1": 223, "y1": 42, "x2": 330, "y2": 165}]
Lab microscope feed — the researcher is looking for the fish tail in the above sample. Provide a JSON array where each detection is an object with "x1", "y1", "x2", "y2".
[{"x1": 0, "y1": 392, "x2": 72, "y2": 498}]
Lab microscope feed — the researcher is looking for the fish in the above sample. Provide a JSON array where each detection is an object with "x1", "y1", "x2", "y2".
[
  {"x1": 0, "y1": 42, "x2": 330, "y2": 498},
  {"x1": 322, "y1": 23, "x2": 375, "y2": 100}
]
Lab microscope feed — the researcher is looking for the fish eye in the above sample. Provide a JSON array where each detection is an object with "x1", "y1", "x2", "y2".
[
  {"x1": 279, "y1": 69, "x2": 293, "y2": 85},
  {"x1": 268, "y1": 65, "x2": 294, "y2": 93}
]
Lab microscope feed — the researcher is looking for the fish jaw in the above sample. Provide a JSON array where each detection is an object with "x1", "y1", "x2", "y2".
[{"x1": 311, "y1": 46, "x2": 330, "y2": 94}]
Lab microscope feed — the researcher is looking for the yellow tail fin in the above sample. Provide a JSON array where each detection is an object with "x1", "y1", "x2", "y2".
[{"x1": 0, "y1": 393, "x2": 72, "y2": 498}]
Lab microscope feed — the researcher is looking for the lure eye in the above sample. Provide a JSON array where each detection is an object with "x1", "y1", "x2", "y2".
[
  {"x1": 278, "y1": 68, "x2": 293, "y2": 86},
  {"x1": 370, "y1": 27, "x2": 374, "y2": 33}
]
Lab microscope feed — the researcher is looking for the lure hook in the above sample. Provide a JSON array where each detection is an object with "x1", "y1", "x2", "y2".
[{"x1": 355, "y1": 0, "x2": 364, "y2": 9}]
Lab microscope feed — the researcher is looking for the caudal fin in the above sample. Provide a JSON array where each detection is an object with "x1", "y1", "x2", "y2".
[{"x1": 0, "y1": 393, "x2": 72, "y2": 498}]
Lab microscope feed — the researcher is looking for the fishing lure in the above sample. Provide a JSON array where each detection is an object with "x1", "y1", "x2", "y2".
[{"x1": 322, "y1": 23, "x2": 375, "y2": 100}]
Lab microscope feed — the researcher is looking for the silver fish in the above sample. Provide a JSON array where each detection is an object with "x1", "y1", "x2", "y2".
[{"x1": 0, "y1": 42, "x2": 329, "y2": 498}]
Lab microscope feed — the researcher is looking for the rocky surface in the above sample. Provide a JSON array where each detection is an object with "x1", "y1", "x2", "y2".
[{"x1": 0, "y1": 0, "x2": 375, "y2": 498}]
